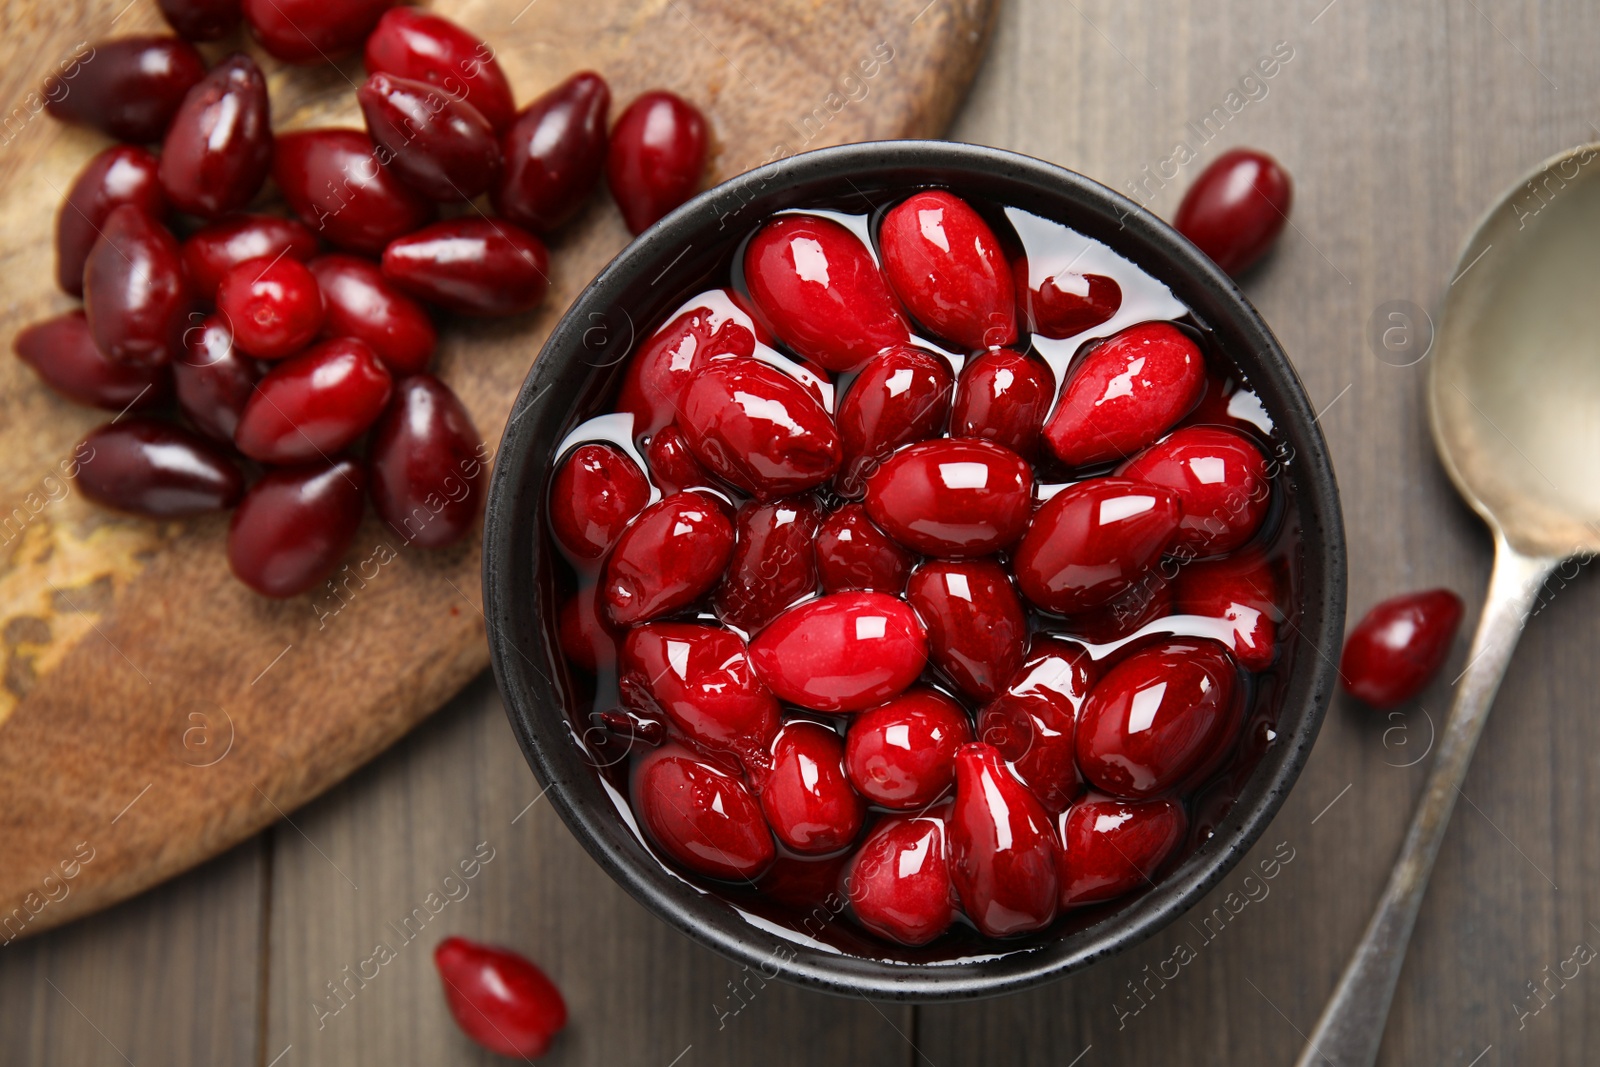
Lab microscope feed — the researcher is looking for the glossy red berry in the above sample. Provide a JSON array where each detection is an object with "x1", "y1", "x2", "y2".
[
  {"x1": 242, "y1": 0, "x2": 392, "y2": 63},
  {"x1": 82, "y1": 205, "x2": 188, "y2": 368},
  {"x1": 1044, "y1": 321, "x2": 1205, "y2": 468},
  {"x1": 14, "y1": 311, "x2": 169, "y2": 412},
  {"x1": 364, "y1": 8, "x2": 515, "y2": 133},
  {"x1": 57, "y1": 146, "x2": 166, "y2": 297},
  {"x1": 747, "y1": 592, "x2": 928, "y2": 713},
  {"x1": 815, "y1": 503, "x2": 914, "y2": 595},
  {"x1": 977, "y1": 637, "x2": 1095, "y2": 813},
  {"x1": 368, "y1": 375, "x2": 486, "y2": 548},
  {"x1": 1067, "y1": 568, "x2": 1175, "y2": 645},
  {"x1": 760, "y1": 721, "x2": 865, "y2": 854},
  {"x1": 433, "y1": 937, "x2": 567, "y2": 1059},
  {"x1": 620, "y1": 624, "x2": 779, "y2": 769},
  {"x1": 616, "y1": 303, "x2": 756, "y2": 440},
  {"x1": 215, "y1": 256, "x2": 325, "y2": 360},
  {"x1": 879, "y1": 190, "x2": 1016, "y2": 350},
  {"x1": 643, "y1": 425, "x2": 716, "y2": 495},
  {"x1": 714, "y1": 497, "x2": 821, "y2": 633},
  {"x1": 907, "y1": 559, "x2": 1028, "y2": 703},
  {"x1": 558, "y1": 584, "x2": 616, "y2": 674},
  {"x1": 308, "y1": 256, "x2": 437, "y2": 376},
  {"x1": 1013, "y1": 477, "x2": 1182, "y2": 615},
  {"x1": 174, "y1": 314, "x2": 260, "y2": 441},
  {"x1": 950, "y1": 348, "x2": 1054, "y2": 460},
  {"x1": 74, "y1": 419, "x2": 242, "y2": 516},
  {"x1": 631, "y1": 743, "x2": 775, "y2": 880},
  {"x1": 1175, "y1": 551, "x2": 1280, "y2": 671},
  {"x1": 606, "y1": 91, "x2": 707, "y2": 234},
  {"x1": 358, "y1": 72, "x2": 501, "y2": 201},
  {"x1": 182, "y1": 215, "x2": 319, "y2": 301},
  {"x1": 234, "y1": 338, "x2": 393, "y2": 463},
  {"x1": 381, "y1": 219, "x2": 549, "y2": 316},
  {"x1": 677, "y1": 357, "x2": 841, "y2": 499},
  {"x1": 862, "y1": 438, "x2": 1033, "y2": 558},
  {"x1": 1016, "y1": 263, "x2": 1122, "y2": 339},
  {"x1": 1174, "y1": 148, "x2": 1293, "y2": 277},
  {"x1": 274, "y1": 129, "x2": 435, "y2": 255},
  {"x1": 1119, "y1": 426, "x2": 1270, "y2": 556},
  {"x1": 948, "y1": 742, "x2": 1060, "y2": 937},
  {"x1": 158, "y1": 0, "x2": 242, "y2": 41},
  {"x1": 228, "y1": 458, "x2": 366, "y2": 597},
  {"x1": 158, "y1": 54, "x2": 273, "y2": 219},
  {"x1": 1340, "y1": 589, "x2": 1465, "y2": 708},
  {"x1": 847, "y1": 810, "x2": 957, "y2": 946},
  {"x1": 743, "y1": 214, "x2": 909, "y2": 372},
  {"x1": 601, "y1": 491, "x2": 734, "y2": 626},
  {"x1": 549, "y1": 443, "x2": 651, "y2": 560},
  {"x1": 494, "y1": 71, "x2": 610, "y2": 231},
  {"x1": 45, "y1": 36, "x2": 205, "y2": 143},
  {"x1": 1076, "y1": 638, "x2": 1240, "y2": 798},
  {"x1": 836, "y1": 346, "x2": 954, "y2": 497},
  {"x1": 844, "y1": 687, "x2": 971, "y2": 809},
  {"x1": 1057, "y1": 793, "x2": 1187, "y2": 907}
]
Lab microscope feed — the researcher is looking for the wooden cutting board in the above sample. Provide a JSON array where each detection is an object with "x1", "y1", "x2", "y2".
[{"x1": 0, "y1": 0, "x2": 995, "y2": 940}]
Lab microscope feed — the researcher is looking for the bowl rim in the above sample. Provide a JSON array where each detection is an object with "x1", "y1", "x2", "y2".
[{"x1": 483, "y1": 138, "x2": 1346, "y2": 1001}]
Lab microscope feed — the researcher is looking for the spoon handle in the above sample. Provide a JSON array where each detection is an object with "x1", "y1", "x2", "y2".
[{"x1": 1294, "y1": 539, "x2": 1557, "y2": 1067}]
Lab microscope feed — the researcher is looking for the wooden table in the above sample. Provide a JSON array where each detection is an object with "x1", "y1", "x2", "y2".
[{"x1": 5, "y1": 0, "x2": 1598, "y2": 1063}]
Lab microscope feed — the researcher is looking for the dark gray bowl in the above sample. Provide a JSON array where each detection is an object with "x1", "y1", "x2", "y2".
[{"x1": 482, "y1": 140, "x2": 1345, "y2": 1000}]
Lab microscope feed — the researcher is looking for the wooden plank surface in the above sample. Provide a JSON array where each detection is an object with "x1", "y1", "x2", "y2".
[{"x1": 7, "y1": 0, "x2": 1600, "y2": 1064}]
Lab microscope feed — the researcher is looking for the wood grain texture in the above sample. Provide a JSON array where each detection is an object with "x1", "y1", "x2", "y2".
[{"x1": 0, "y1": 0, "x2": 996, "y2": 941}]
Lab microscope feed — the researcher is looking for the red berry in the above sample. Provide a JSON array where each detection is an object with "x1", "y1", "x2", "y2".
[
  {"x1": 1016, "y1": 263, "x2": 1122, "y2": 339},
  {"x1": 1043, "y1": 321, "x2": 1205, "y2": 468},
  {"x1": 643, "y1": 424, "x2": 716, "y2": 495},
  {"x1": 846, "y1": 809, "x2": 957, "y2": 946},
  {"x1": 14, "y1": 311, "x2": 169, "y2": 412},
  {"x1": 977, "y1": 636, "x2": 1095, "y2": 813},
  {"x1": 157, "y1": 0, "x2": 241, "y2": 41},
  {"x1": 844, "y1": 687, "x2": 971, "y2": 809},
  {"x1": 879, "y1": 190, "x2": 1016, "y2": 350},
  {"x1": 234, "y1": 338, "x2": 393, "y2": 463},
  {"x1": 493, "y1": 71, "x2": 610, "y2": 231},
  {"x1": 747, "y1": 592, "x2": 928, "y2": 713},
  {"x1": 714, "y1": 497, "x2": 821, "y2": 633},
  {"x1": 174, "y1": 314, "x2": 261, "y2": 441},
  {"x1": 82, "y1": 205, "x2": 188, "y2": 368},
  {"x1": 381, "y1": 219, "x2": 549, "y2": 316},
  {"x1": 862, "y1": 438, "x2": 1032, "y2": 558},
  {"x1": 57, "y1": 146, "x2": 166, "y2": 297},
  {"x1": 950, "y1": 347, "x2": 1054, "y2": 460},
  {"x1": 948, "y1": 742, "x2": 1059, "y2": 937},
  {"x1": 1119, "y1": 426, "x2": 1270, "y2": 556},
  {"x1": 1057, "y1": 793, "x2": 1187, "y2": 907},
  {"x1": 616, "y1": 302, "x2": 757, "y2": 440},
  {"x1": 1175, "y1": 551, "x2": 1280, "y2": 671},
  {"x1": 760, "y1": 720, "x2": 865, "y2": 854},
  {"x1": 158, "y1": 54, "x2": 273, "y2": 219},
  {"x1": 620, "y1": 623, "x2": 779, "y2": 769},
  {"x1": 815, "y1": 503, "x2": 914, "y2": 595},
  {"x1": 742, "y1": 214, "x2": 909, "y2": 372},
  {"x1": 357, "y1": 72, "x2": 501, "y2": 201},
  {"x1": 677, "y1": 357, "x2": 841, "y2": 499},
  {"x1": 45, "y1": 36, "x2": 205, "y2": 143},
  {"x1": 182, "y1": 215, "x2": 319, "y2": 301},
  {"x1": 549, "y1": 442, "x2": 651, "y2": 561},
  {"x1": 1174, "y1": 148, "x2": 1293, "y2": 277},
  {"x1": 1339, "y1": 589, "x2": 1464, "y2": 708},
  {"x1": 907, "y1": 559, "x2": 1028, "y2": 703},
  {"x1": 836, "y1": 345, "x2": 954, "y2": 498},
  {"x1": 601, "y1": 491, "x2": 734, "y2": 626},
  {"x1": 606, "y1": 91, "x2": 707, "y2": 234},
  {"x1": 228, "y1": 458, "x2": 366, "y2": 598},
  {"x1": 1013, "y1": 477, "x2": 1181, "y2": 615},
  {"x1": 631, "y1": 743, "x2": 775, "y2": 880},
  {"x1": 1076, "y1": 638, "x2": 1240, "y2": 798},
  {"x1": 364, "y1": 8, "x2": 516, "y2": 133},
  {"x1": 558, "y1": 584, "x2": 616, "y2": 674},
  {"x1": 242, "y1": 0, "x2": 392, "y2": 63},
  {"x1": 308, "y1": 255, "x2": 438, "y2": 376},
  {"x1": 1067, "y1": 568, "x2": 1175, "y2": 645},
  {"x1": 274, "y1": 129, "x2": 435, "y2": 255},
  {"x1": 433, "y1": 937, "x2": 567, "y2": 1059},
  {"x1": 74, "y1": 419, "x2": 242, "y2": 517},
  {"x1": 367, "y1": 375, "x2": 485, "y2": 549},
  {"x1": 215, "y1": 256, "x2": 325, "y2": 360}
]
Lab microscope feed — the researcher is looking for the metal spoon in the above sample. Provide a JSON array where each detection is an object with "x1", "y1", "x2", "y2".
[{"x1": 1294, "y1": 143, "x2": 1600, "y2": 1066}]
